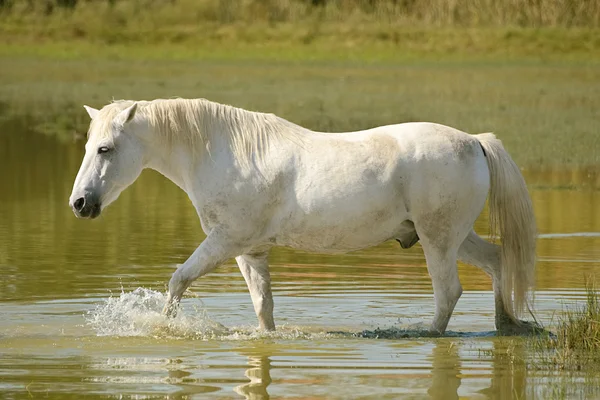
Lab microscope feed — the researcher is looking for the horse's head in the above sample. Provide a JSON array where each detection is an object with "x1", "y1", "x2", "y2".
[{"x1": 69, "y1": 102, "x2": 145, "y2": 219}]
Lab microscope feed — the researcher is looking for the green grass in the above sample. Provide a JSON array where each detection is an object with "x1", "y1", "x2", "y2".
[
  {"x1": 2, "y1": 0, "x2": 599, "y2": 38},
  {"x1": 478, "y1": 279, "x2": 600, "y2": 371},
  {"x1": 1, "y1": 2, "x2": 599, "y2": 168},
  {"x1": 473, "y1": 281, "x2": 600, "y2": 398},
  {"x1": 1, "y1": 39, "x2": 598, "y2": 167},
  {"x1": 2, "y1": 0, "x2": 600, "y2": 61},
  {"x1": 532, "y1": 279, "x2": 600, "y2": 371}
]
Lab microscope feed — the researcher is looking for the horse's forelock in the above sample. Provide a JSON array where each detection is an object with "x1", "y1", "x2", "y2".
[{"x1": 87, "y1": 101, "x2": 135, "y2": 141}]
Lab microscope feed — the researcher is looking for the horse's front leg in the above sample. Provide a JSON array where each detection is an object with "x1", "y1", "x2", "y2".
[
  {"x1": 236, "y1": 252, "x2": 275, "y2": 331},
  {"x1": 163, "y1": 230, "x2": 240, "y2": 316}
]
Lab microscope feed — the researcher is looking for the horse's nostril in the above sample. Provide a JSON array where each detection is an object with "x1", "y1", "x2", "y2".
[{"x1": 74, "y1": 197, "x2": 85, "y2": 212}]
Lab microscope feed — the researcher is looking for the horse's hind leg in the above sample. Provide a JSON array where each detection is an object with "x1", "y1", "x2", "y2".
[
  {"x1": 457, "y1": 231, "x2": 509, "y2": 327},
  {"x1": 236, "y1": 252, "x2": 275, "y2": 331},
  {"x1": 415, "y1": 211, "x2": 474, "y2": 334},
  {"x1": 420, "y1": 241, "x2": 463, "y2": 335},
  {"x1": 458, "y1": 231, "x2": 535, "y2": 334}
]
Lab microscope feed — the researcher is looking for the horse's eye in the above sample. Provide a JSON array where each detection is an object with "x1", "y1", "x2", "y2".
[{"x1": 98, "y1": 146, "x2": 111, "y2": 154}]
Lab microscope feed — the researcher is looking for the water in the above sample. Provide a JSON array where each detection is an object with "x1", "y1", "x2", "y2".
[{"x1": 1, "y1": 121, "x2": 600, "y2": 399}]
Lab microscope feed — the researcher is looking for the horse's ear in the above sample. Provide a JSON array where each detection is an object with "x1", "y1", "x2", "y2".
[
  {"x1": 83, "y1": 105, "x2": 99, "y2": 120},
  {"x1": 118, "y1": 102, "x2": 138, "y2": 124}
]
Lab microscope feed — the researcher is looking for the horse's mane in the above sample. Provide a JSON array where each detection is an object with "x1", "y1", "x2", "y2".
[{"x1": 92, "y1": 98, "x2": 308, "y2": 166}]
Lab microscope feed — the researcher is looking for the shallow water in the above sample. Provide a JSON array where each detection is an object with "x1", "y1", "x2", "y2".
[{"x1": 1, "y1": 122, "x2": 600, "y2": 399}]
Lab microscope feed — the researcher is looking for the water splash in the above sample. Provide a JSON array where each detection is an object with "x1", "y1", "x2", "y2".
[
  {"x1": 85, "y1": 288, "x2": 339, "y2": 341},
  {"x1": 85, "y1": 287, "x2": 229, "y2": 339}
]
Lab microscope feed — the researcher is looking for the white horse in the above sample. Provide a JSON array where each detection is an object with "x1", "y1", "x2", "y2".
[{"x1": 69, "y1": 98, "x2": 538, "y2": 335}]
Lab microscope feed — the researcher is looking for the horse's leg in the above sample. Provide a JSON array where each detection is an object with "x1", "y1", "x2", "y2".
[
  {"x1": 415, "y1": 211, "x2": 473, "y2": 335},
  {"x1": 236, "y1": 252, "x2": 275, "y2": 331},
  {"x1": 420, "y1": 242, "x2": 463, "y2": 335},
  {"x1": 164, "y1": 231, "x2": 241, "y2": 316},
  {"x1": 457, "y1": 231, "x2": 507, "y2": 325},
  {"x1": 458, "y1": 231, "x2": 537, "y2": 334}
]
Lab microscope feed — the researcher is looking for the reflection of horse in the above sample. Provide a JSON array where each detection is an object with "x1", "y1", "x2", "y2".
[
  {"x1": 69, "y1": 98, "x2": 537, "y2": 334},
  {"x1": 428, "y1": 340, "x2": 528, "y2": 399},
  {"x1": 230, "y1": 339, "x2": 527, "y2": 400},
  {"x1": 233, "y1": 355, "x2": 272, "y2": 400},
  {"x1": 428, "y1": 340, "x2": 461, "y2": 399},
  {"x1": 479, "y1": 340, "x2": 528, "y2": 400}
]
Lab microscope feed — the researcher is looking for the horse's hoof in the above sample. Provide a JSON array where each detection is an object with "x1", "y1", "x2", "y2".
[{"x1": 162, "y1": 302, "x2": 179, "y2": 318}]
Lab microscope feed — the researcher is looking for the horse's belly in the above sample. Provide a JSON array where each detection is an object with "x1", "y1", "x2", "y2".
[
  {"x1": 272, "y1": 138, "x2": 411, "y2": 253},
  {"x1": 275, "y1": 210, "x2": 407, "y2": 254}
]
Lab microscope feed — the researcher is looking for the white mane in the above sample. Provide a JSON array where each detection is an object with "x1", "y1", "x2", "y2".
[{"x1": 93, "y1": 98, "x2": 309, "y2": 166}]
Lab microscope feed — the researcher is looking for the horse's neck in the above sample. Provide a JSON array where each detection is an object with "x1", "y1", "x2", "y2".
[
  {"x1": 144, "y1": 122, "x2": 232, "y2": 195},
  {"x1": 143, "y1": 106, "x2": 298, "y2": 198},
  {"x1": 145, "y1": 141, "x2": 196, "y2": 194}
]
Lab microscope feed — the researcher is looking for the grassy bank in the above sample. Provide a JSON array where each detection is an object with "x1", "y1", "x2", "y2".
[
  {"x1": 3, "y1": 28, "x2": 600, "y2": 64},
  {"x1": 2, "y1": 0, "x2": 599, "y2": 40},
  {"x1": 1, "y1": 39, "x2": 599, "y2": 167},
  {"x1": 1, "y1": 2, "x2": 598, "y2": 167},
  {"x1": 1, "y1": 0, "x2": 599, "y2": 60}
]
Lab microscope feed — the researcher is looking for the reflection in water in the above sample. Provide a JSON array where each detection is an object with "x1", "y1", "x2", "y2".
[
  {"x1": 478, "y1": 340, "x2": 527, "y2": 400},
  {"x1": 234, "y1": 355, "x2": 272, "y2": 400},
  {"x1": 228, "y1": 340, "x2": 531, "y2": 400},
  {"x1": 427, "y1": 339, "x2": 532, "y2": 400},
  {"x1": 428, "y1": 340, "x2": 461, "y2": 400}
]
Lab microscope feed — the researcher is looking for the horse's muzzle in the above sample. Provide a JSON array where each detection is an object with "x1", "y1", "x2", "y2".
[{"x1": 71, "y1": 194, "x2": 101, "y2": 219}]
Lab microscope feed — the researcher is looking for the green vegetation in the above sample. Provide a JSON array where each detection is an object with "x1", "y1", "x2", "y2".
[
  {"x1": 0, "y1": 1, "x2": 598, "y2": 167},
  {"x1": 2, "y1": 0, "x2": 599, "y2": 43},
  {"x1": 473, "y1": 281, "x2": 600, "y2": 398},
  {"x1": 532, "y1": 279, "x2": 600, "y2": 371},
  {"x1": 1, "y1": 0, "x2": 599, "y2": 61},
  {"x1": 2, "y1": 46, "x2": 598, "y2": 167},
  {"x1": 478, "y1": 279, "x2": 600, "y2": 371}
]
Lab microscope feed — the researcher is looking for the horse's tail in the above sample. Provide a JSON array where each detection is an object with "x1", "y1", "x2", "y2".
[{"x1": 476, "y1": 133, "x2": 537, "y2": 322}]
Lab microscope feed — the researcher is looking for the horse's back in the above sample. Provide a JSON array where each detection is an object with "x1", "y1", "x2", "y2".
[
  {"x1": 332, "y1": 122, "x2": 490, "y2": 199},
  {"x1": 379, "y1": 122, "x2": 490, "y2": 204}
]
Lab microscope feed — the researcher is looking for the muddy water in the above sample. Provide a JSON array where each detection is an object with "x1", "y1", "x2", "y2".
[{"x1": 1, "y1": 121, "x2": 599, "y2": 399}]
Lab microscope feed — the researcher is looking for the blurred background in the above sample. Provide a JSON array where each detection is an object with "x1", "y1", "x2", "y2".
[
  {"x1": 1, "y1": 0, "x2": 599, "y2": 164},
  {"x1": 1, "y1": 1, "x2": 599, "y2": 399}
]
